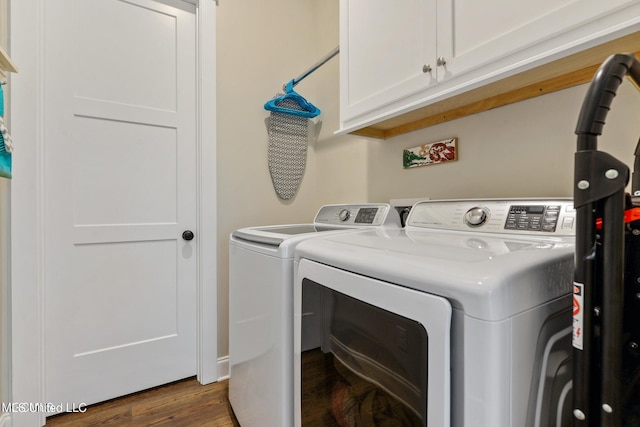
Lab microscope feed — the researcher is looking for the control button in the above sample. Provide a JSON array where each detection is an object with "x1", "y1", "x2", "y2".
[
  {"x1": 562, "y1": 217, "x2": 575, "y2": 229},
  {"x1": 464, "y1": 207, "x2": 489, "y2": 227},
  {"x1": 338, "y1": 209, "x2": 350, "y2": 222}
]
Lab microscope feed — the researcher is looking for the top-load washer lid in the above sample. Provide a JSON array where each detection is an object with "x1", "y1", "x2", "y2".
[
  {"x1": 294, "y1": 199, "x2": 576, "y2": 321},
  {"x1": 231, "y1": 203, "x2": 401, "y2": 248},
  {"x1": 231, "y1": 224, "x2": 341, "y2": 246}
]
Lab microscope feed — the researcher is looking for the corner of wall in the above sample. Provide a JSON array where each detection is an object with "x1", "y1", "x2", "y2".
[
  {"x1": 311, "y1": 0, "x2": 371, "y2": 205},
  {"x1": 0, "y1": 413, "x2": 11, "y2": 427},
  {"x1": 217, "y1": 356, "x2": 229, "y2": 381}
]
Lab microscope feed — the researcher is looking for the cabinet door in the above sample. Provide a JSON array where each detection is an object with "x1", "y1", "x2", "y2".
[
  {"x1": 340, "y1": 0, "x2": 437, "y2": 122},
  {"x1": 437, "y1": 0, "x2": 637, "y2": 81}
]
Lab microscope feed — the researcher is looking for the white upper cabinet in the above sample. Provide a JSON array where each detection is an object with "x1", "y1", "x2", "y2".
[
  {"x1": 340, "y1": 0, "x2": 437, "y2": 121},
  {"x1": 340, "y1": 0, "x2": 640, "y2": 133},
  {"x1": 438, "y1": 0, "x2": 633, "y2": 79}
]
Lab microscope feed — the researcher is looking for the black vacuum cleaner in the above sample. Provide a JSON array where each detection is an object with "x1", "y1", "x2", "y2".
[{"x1": 573, "y1": 53, "x2": 640, "y2": 427}]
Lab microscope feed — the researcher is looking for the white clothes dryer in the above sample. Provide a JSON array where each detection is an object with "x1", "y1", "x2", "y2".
[
  {"x1": 293, "y1": 199, "x2": 576, "y2": 427},
  {"x1": 229, "y1": 204, "x2": 401, "y2": 427}
]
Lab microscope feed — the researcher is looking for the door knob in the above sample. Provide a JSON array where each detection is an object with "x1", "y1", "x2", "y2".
[{"x1": 182, "y1": 230, "x2": 195, "y2": 241}]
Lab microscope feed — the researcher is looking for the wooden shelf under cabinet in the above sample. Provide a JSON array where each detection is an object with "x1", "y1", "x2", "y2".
[
  {"x1": 0, "y1": 45, "x2": 18, "y2": 80},
  {"x1": 350, "y1": 32, "x2": 640, "y2": 140}
]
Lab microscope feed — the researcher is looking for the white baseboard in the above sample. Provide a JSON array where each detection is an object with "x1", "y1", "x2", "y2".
[
  {"x1": 217, "y1": 355, "x2": 229, "y2": 381},
  {"x1": 0, "y1": 412, "x2": 11, "y2": 427}
]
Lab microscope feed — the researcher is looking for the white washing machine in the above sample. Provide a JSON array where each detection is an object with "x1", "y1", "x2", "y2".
[
  {"x1": 293, "y1": 199, "x2": 576, "y2": 427},
  {"x1": 229, "y1": 204, "x2": 401, "y2": 427}
]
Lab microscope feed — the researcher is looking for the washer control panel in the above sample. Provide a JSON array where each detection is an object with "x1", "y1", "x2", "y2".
[
  {"x1": 504, "y1": 204, "x2": 561, "y2": 232},
  {"x1": 314, "y1": 204, "x2": 400, "y2": 227},
  {"x1": 407, "y1": 199, "x2": 575, "y2": 235}
]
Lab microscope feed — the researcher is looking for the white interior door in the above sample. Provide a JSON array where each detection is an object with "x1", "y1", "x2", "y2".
[{"x1": 43, "y1": 0, "x2": 197, "y2": 408}]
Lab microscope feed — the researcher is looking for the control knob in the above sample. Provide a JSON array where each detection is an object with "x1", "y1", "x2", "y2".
[
  {"x1": 464, "y1": 206, "x2": 489, "y2": 227},
  {"x1": 338, "y1": 209, "x2": 351, "y2": 222}
]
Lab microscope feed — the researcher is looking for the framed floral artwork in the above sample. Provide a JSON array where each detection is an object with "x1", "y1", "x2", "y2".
[{"x1": 403, "y1": 137, "x2": 457, "y2": 169}]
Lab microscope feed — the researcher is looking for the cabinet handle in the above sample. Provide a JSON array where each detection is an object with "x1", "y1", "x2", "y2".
[
  {"x1": 422, "y1": 64, "x2": 432, "y2": 73},
  {"x1": 437, "y1": 56, "x2": 447, "y2": 67}
]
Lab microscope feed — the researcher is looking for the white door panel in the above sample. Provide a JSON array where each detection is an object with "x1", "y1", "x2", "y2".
[
  {"x1": 44, "y1": 0, "x2": 197, "y2": 409},
  {"x1": 73, "y1": 0, "x2": 179, "y2": 111},
  {"x1": 71, "y1": 116, "x2": 178, "y2": 225}
]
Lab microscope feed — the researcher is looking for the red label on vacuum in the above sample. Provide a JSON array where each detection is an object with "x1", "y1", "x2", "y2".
[{"x1": 573, "y1": 282, "x2": 583, "y2": 350}]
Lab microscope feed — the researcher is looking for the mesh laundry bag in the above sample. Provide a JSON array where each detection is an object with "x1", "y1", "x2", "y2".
[{"x1": 267, "y1": 97, "x2": 310, "y2": 200}]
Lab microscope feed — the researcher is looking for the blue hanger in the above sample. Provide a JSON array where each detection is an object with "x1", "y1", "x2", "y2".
[{"x1": 264, "y1": 80, "x2": 321, "y2": 118}]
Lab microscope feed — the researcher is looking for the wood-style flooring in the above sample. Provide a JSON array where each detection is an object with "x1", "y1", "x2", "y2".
[{"x1": 45, "y1": 377, "x2": 240, "y2": 427}]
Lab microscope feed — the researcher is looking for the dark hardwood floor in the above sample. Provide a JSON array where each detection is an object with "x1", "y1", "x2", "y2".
[{"x1": 45, "y1": 377, "x2": 240, "y2": 427}]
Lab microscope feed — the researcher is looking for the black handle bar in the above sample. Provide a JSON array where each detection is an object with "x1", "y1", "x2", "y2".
[{"x1": 575, "y1": 53, "x2": 640, "y2": 151}]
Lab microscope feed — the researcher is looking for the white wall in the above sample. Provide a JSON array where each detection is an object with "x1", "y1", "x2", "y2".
[
  {"x1": 216, "y1": 0, "x2": 321, "y2": 358},
  {"x1": 366, "y1": 83, "x2": 640, "y2": 202},
  {"x1": 216, "y1": 0, "x2": 370, "y2": 361},
  {"x1": 312, "y1": 0, "x2": 369, "y2": 205}
]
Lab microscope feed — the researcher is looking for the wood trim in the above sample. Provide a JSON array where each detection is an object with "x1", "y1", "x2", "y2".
[
  {"x1": 196, "y1": 0, "x2": 219, "y2": 385},
  {"x1": 379, "y1": 65, "x2": 600, "y2": 139},
  {"x1": 10, "y1": 0, "x2": 47, "y2": 425},
  {"x1": 350, "y1": 33, "x2": 640, "y2": 140},
  {"x1": 0, "y1": 45, "x2": 17, "y2": 74},
  {"x1": 350, "y1": 126, "x2": 386, "y2": 139}
]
